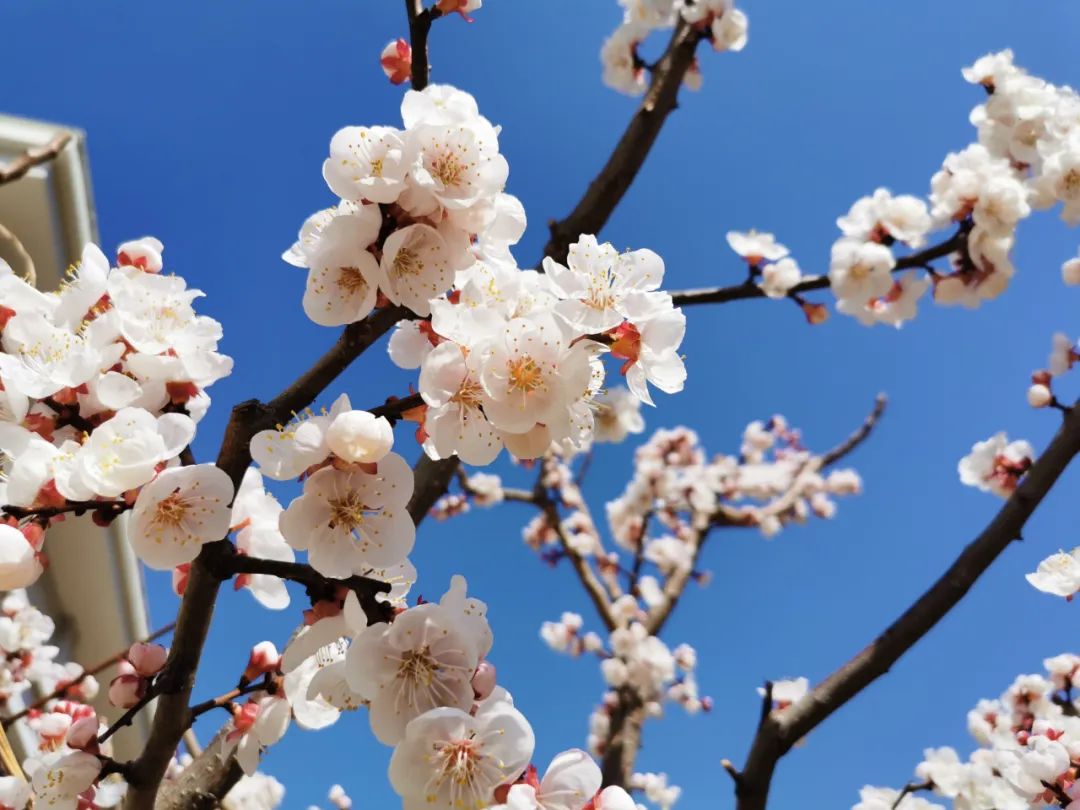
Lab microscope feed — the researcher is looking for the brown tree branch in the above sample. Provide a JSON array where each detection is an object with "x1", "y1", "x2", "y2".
[
  {"x1": 541, "y1": 20, "x2": 703, "y2": 265},
  {"x1": 669, "y1": 230, "x2": 966, "y2": 308},
  {"x1": 125, "y1": 306, "x2": 406, "y2": 809},
  {"x1": 0, "y1": 133, "x2": 72, "y2": 186},
  {"x1": 404, "y1": 0, "x2": 441, "y2": 90},
  {"x1": 219, "y1": 556, "x2": 394, "y2": 625},
  {"x1": 731, "y1": 399, "x2": 1080, "y2": 810},
  {"x1": 891, "y1": 781, "x2": 934, "y2": 809},
  {"x1": 154, "y1": 727, "x2": 243, "y2": 810}
]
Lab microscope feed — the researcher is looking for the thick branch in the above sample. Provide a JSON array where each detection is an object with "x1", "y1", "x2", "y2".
[
  {"x1": 541, "y1": 20, "x2": 703, "y2": 264},
  {"x1": 733, "y1": 399, "x2": 1080, "y2": 810},
  {"x1": 126, "y1": 307, "x2": 406, "y2": 809},
  {"x1": 408, "y1": 454, "x2": 460, "y2": 526},
  {"x1": 153, "y1": 728, "x2": 243, "y2": 810},
  {"x1": 670, "y1": 232, "x2": 965, "y2": 308},
  {"x1": 599, "y1": 688, "x2": 645, "y2": 788},
  {"x1": 0, "y1": 132, "x2": 72, "y2": 186}
]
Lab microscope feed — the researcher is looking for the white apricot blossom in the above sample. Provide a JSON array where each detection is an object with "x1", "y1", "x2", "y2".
[
  {"x1": 130, "y1": 464, "x2": 234, "y2": 570},
  {"x1": 958, "y1": 432, "x2": 1033, "y2": 497},
  {"x1": 1026, "y1": 548, "x2": 1080, "y2": 599},
  {"x1": 279, "y1": 453, "x2": 415, "y2": 578},
  {"x1": 388, "y1": 701, "x2": 535, "y2": 810}
]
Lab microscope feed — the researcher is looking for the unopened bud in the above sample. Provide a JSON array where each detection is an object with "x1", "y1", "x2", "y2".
[
  {"x1": 108, "y1": 673, "x2": 146, "y2": 709},
  {"x1": 471, "y1": 660, "x2": 497, "y2": 701},
  {"x1": 801, "y1": 302, "x2": 829, "y2": 325},
  {"x1": 66, "y1": 715, "x2": 100, "y2": 751},
  {"x1": 128, "y1": 642, "x2": 169, "y2": 678},
  {"x1": 172, "y1": 563, "x2": 191, "y2": 597},
  {"x1": 380, "y1": 39, "x2": 412, "y2": 85},
  {"x1": 326, "y1": 410, "x2": 394, "y2": 465},
  {"x1": 242, "y1": 641, "x2": 281, "y2": 685},
  {"x1": 1028, "y1": 383, "x2": 1053, "y2": 409}
]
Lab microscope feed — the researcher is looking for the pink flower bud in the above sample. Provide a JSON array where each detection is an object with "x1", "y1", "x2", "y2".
[
  {"x1": 35, "y1": 712, "x2": 71, "y2": 750},
  {"x1": 173, "y1": 563, "x2": 191, "y2": 596},
  {"x1": 801, "y1": 301, "x2": 829, "y2": 325},
  {"x1": 128, "y1": 642, "x2": 169, "y2": 678},
  {"x1": 108, "y1": 673, "x2": 146, "y2": 709},
  {"x1": 226, "y1": 700, "x2": 260, "y2": 742},
  {"x1": 67, "y1": 715, "x2": 99, "y2": 751},
  {"x1": 115, "y1": 659, "x2": 137, "y2": 678},
  {"x1": 471, "y1": 660, "x2": 497, "y2": 701},
  {"x1": 242, "y1": 641, "x2": 280, "y2": 684},
  {"x1": 380, "y1": 39, "x2": 412, "y2": 85}
]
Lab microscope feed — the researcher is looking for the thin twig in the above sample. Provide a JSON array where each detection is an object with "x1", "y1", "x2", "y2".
[
  {"x1": 2, "y1": 622, "x2": 176, "y2": 728},
  {"x1": 99, "y1": 685, "x2": 158, "y2": 744},
  {"x1": 404, "y1": 0, "x2": 441, "y2": 90},
  {"x1": 891, "y1": 781, "x2": 934, "y2": 809},
  {"x1": 670, "y1": 229, "x2": 966, "y2": 308},
  {"x1": 218, "y1": 555, "x2": 393, "y2": 625},
  {"x1": 541, "y1": 20, "x2": 704, "y2": 265},
  {"x1": 0, "y1": 132, "x2": 73, "y2": 186}
]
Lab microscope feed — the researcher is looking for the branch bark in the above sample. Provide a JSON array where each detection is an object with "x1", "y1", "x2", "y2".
[
  {"x1": 125, "y1": 307, "x2": 406, "y2": 809},
  {"x1": 404, "y1": 0, "x2": 441, "y2": 90},
  {"x1": 669, "y1": 231, "x2": 966, "y2": 308},
  {"x1": 540, "y1": 20, "x2": 703, "y2": 265},
  {"x1": 730, "y1": 399, "x2": 1080, "y2": 810}
]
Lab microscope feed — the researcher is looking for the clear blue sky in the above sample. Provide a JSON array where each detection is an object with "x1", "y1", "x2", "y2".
[{"x1": 7, "y1": 1, "x2": 1080, "y2": 807}]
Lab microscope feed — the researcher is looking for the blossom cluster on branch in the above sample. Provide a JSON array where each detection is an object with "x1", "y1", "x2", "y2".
[
  {"x1": 601, "y1": 0, "x2": 749, "y2": 95},
  {"x1": 853, "y1": 654, "x2": 1080, "y2": 810}
]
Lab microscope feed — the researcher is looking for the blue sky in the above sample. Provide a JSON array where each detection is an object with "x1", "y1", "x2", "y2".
[{"x1": 7, "y1": 1, "x2": 1080, "y2": 807}]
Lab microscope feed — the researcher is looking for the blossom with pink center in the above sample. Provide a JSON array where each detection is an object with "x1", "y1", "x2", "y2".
[{"x1": 957, "y1": 432, "x2": 1034, "y2": 497}]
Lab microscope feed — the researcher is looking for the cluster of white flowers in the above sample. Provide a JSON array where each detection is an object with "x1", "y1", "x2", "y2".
[
  {"x1": 288, "y1": 84, "x2": 685, "y2": 465},
  {"x1": 853, "y1": 654, "x2": 1080, "y2": 810},
  {"x1": 607, "y1": 418, "x2": 862, "y2": 544},
  {"x1": 818, "y1": 51, "x2": 1080, "y2": 325},
  {"x1": 601, "y1": 0, "x2": 749, "y2": 95},
  {"x1": 0, "y1": 240, "x2": 232, "y2": 585},
  {"x1": 726, "y1": 230, "x2": 807, "y2": 301},
  {"x1": 0, "y1": 590, "x2": 156, "y2": 810},
  {"x1": 0, "y1": 590, "x2": 97, "y2": 715}
]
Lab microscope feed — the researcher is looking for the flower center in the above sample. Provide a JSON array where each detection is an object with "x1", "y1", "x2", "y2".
[
  {"x1": 337, "y1": 266, "x2": 369, "y2": 295},
  {"x1": 584, "y1": 281, "x2": 617, "y2": 311},
  {"x1": 431, "y1": 151, "x2": 465, "y2": 187},
  {"x1": 370, "y1": 158, "x2": 384, "y2": 178},
  {"x1": 1063, "y1": 168, "x2": 1080, "y2": 198},
  {"x1": 398, "y1": 648, "x2": 437, "y2": 687},
  {"x1": 153, "y1": 491, "x2": 188, "y2": 528},
  {"x1": 849, "y1": 262, "x2": 871, "y2": 281},
  {"x1": 507, "y1": 355, "x2": 544, "y2": 394},
  {"x1": 426, "y1": 738, "x2": 494, "y2": 808},
  {"x1": 452, "y1": 379, "x2": 484, "y2": 408},
  {"x1": 328, "y1": 491, "x2": 374, "y2": 530},
  {"x1": 392, "y1": 247, "x2": 423, "y2": 279}
]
